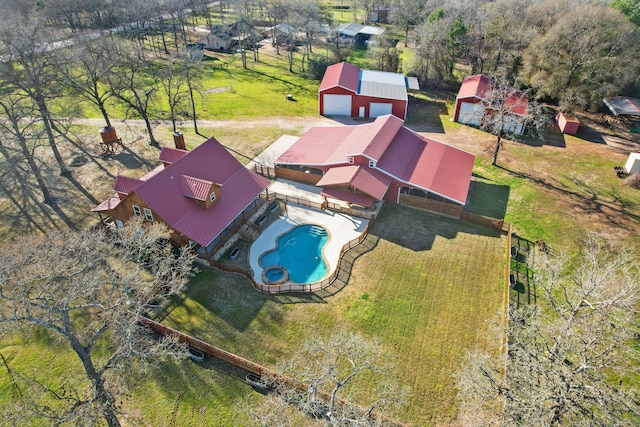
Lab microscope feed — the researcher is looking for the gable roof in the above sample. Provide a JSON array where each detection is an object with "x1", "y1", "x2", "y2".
[
  {"x1": 359, "y1": 69, "x2": 408, "y2": 101},
  {"x1": 159, "y1": 147, "x2": 188, "y2": 164},
  {"x1": 180, "y1": 175, "x2": 215, "y2": 201},
  {"x1": 319, "y1": 62, "x2": 414, "y2": 100},
  {"x1": 316, "y1": 165, "x2": 391, "y2": 200},
  {"x1": 95, "y1": 138, "x2": 270, "y2": 247},
  {"x1": 458, "y1": 74, "x2": 528, "y2": 116},
  {"x1": 319, "y1": 62, "x2": 360, "y2": 92},
  {"x1": 276, "y1": 115, "x2": 475, "y2": 205},
  {"x1": 113, "y1": 176, "x2": 144, "y2": 195}
]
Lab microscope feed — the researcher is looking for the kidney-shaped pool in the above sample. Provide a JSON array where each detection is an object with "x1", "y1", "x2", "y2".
[{"x1": 259, "y1": 224, "x2": 329, "y2": 284}]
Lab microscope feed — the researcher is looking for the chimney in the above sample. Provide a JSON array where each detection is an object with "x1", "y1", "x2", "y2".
[{"x1": 173, "y1": 131, "x2": 186, "y2": 150}]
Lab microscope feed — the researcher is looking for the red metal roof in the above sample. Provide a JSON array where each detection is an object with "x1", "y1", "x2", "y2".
[
  {"x1": 180, "y1": 175, "x2": 214, "y2": 201},
  {"x1": 113, "y1": 176, "x2": 144, "y2": 195},
  {"x1": 321, "y1": 187, "x2": 376, "y2": 208},
  {"x1": 95, "y1": 138, "x2": 270, "y2": 247},
  {"x1": 159, "y1": 147, "x2": 188, "y2": 164},
  {"x1": 316, "y1": 165, "x2": 391, "y2": 200},
  {"x1": 92, "y1": 195, "x2": 122, "y2": 212},
  {"x1": 319, "y1": 62, "x2": 360, "y2": 93},
  {"x1": 277, "y1": 116, "x2": 475, "y2": 205},
  {"x1": 377, "y1": 127, "x2": 475, "y2": 204},
  {"x1": 458, "y1": 74, "x2": 528, "y2": 116}
]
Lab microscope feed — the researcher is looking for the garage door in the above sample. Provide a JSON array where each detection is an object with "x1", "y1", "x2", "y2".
[
  {"x1": 323, "y1": 94, "x2": 352, "y2": 116},
  {"x1": 457, "y1": 102, "x2": 484, "y2": 126},
  {"x1": 369, "y1": 102, "x2": 393, "y2": 117}
]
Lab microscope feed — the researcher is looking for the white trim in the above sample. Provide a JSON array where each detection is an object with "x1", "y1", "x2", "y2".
[
  {"x1": 209, "y1": 192, "x2": 216, "y2": 202},
  {"x1": 143, "y1": 208, "x2": 153, "y2": 221},
  {"x1": 132, "y1": 205, "x2": 142, "y2": 217}
]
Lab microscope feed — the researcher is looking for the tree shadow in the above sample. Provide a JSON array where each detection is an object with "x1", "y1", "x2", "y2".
[{"x1": 497, "y1": 164, "x2": 640, "y2": 226}]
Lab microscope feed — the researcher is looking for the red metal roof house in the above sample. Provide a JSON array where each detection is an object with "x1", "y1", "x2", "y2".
[
  {"x1": 453, "y1": 74, "x2": 528, "y2": 135},
  {"x1": 275, "y1": 115, "x2": 475, "y2": 213},
  {"x1": 93, "y1": 137, "x2": 271, "y2": 260},
  {"x1": 319, "y1": 62, "x2": 419, "y2": 120}
]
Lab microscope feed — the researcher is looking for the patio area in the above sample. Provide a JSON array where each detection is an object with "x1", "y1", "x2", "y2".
[{"x1": 248, "y1": 203, "x2": 369, "y2": 285}]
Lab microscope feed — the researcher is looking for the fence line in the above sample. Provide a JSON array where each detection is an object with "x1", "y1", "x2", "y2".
[
  {"x1": 138, "y1": 315, "x2": 407, "y2": 426},
  {"x1": 211, "y1": 220, "x2": 371, "y2": 294}
]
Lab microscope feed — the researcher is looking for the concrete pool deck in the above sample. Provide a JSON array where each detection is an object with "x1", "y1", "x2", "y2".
[{"x1": 249, "y1": 204, "x2": 369, "y2": 285}]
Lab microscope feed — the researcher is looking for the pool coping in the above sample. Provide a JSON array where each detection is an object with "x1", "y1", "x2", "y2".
[{"x1": 249, "y1": 204, "x2": 369, "y2": 285}]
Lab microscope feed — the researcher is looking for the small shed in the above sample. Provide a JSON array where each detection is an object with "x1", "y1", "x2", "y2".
[
  {"x1": 624, "y1": 153, "x2": 640, "y2": 174},
  {"x1": 556, "y1": 111, "x2": 580, "y2": 135}
]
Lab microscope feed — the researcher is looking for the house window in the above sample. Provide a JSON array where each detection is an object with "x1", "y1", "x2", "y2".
[
  {"x1": 348, "y1": 156, "x2": 354, "y2": 164},
  {"x1": 188, "y1": 240, "x2": 197, "y2": 249},
  {"x1": 115, "y1": 219, "x2": 124, "y2": 229},
  {"x1": 209, "y1": 192, "x2": 216, "y2": 202},
  {"x1": 143, "y1": 208, "x2": 153, "y2": 222},
  {"x1": 369, "y1": 160, "x2": 376, "y2": 168},
  {"x1": 132, "y1": 205, "x2": 142, "y2": 217}
]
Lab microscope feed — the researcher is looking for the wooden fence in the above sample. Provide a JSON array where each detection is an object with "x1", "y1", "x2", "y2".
[
  {"x1": 138, "y1": 315, "x2": 407, "y2": 426},
  {"x1": 398, "y1": 193, "x2": 463, "y2": 218},
  {"x1": 460, "y1": 211, "x2": 507, "y2": 232}
]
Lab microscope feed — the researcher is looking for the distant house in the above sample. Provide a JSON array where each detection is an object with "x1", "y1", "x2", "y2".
[
  {"x1": 335, "y1": 23, "x2": 385, "y2": 45},
  {"x1": 274, "y1": 115, "x2": 475, "y2": 214},
  {"x1": 453, "y1": 74, "x2": 528, "y2": 135},
  {"x1": 319, "y1": 62, "x2": 420, "y2": 120},
  {"x1": 92, "y1": 138, "x2": 271, "y2": 261},
  {"x1": 199, "y1": 22, "x2": 256, "y2": 52}
]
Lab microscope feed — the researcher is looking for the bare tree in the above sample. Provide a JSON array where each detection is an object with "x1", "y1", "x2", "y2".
[
  {"x1": 159, "y1": 58, "x2": 191, "y2": 133},
  {"x1": 0, "y1": 17, "x2": 70, "y2": 176},
  {"x1": 390, "y1": 0, "x2": 430, "y2": 47},
  {"x1": 0, "y1": 220, "x2": 196, "y2": 427},
  {"x1": 525, "y1": 4, "x2": 640, "y2": 111},
  {"x1": 60, "y1": 38, "x2": 118, "y2": 128},
  {"x1": 109, "y1": 44, "x2": 162, "y2": 146},
  {"x1": 462, "y1": 77, "x2": 547, "y2": 166},
  {"x1": 455, "y1": 235, "x2": 640, "y2": 426},
  {"x1": 246, "y1": 330, "x2": 408, "y2": 426},
  {"x1": 0, "y1": 90, "x2": 53, "y2": 205}
]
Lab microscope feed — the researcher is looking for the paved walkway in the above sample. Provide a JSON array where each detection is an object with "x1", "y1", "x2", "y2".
[{"x1": 248, "y1": 204, "x2": 369, "y2": 284}]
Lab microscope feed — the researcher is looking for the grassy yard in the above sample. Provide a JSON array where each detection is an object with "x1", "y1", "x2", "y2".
[{"x1": 160, "y1": 204, "x2": 506, "y2": 425}]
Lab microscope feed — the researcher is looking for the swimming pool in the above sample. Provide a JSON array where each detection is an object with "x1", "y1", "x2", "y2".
[{"x1": 260, "y1": 224, "x2": 329, "y2": 284}]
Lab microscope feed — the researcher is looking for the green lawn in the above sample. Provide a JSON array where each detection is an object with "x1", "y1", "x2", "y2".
[{"x1": 160, "y1": 204, "x2": 506, "y2": 425}]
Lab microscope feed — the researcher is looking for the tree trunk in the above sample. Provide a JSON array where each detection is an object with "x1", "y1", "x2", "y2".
[
  {"x1": 141, "y1": 112, "x2": 158, "y2": 146},
  {"x1": 36, "y1": 96, "x2": 69, "y2": 176},
  {"x1": 188, "y1": 85, "x2": 198, "y2": 134},
  {"x1": 67, "y1": 334, "x2": 121, "y2": 427},
  {"x1": 492, "y1": 134, "x2": 502, "y2": 166},
  {"x1": 159, "y1": 17, "x2": 169, "y2": 54},
  {"x1": 99, "y1": 101, "x2": 112, "y2": 127}
]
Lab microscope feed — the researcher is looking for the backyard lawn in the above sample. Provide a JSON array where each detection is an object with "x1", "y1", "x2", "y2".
[{"x1": 160, "y1": 204, "x2": 507, "y2": 425}]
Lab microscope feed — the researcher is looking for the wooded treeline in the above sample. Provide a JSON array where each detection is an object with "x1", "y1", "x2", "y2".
[{"x1": 0, "y1": 0, "x2": 638, "y2": 220}]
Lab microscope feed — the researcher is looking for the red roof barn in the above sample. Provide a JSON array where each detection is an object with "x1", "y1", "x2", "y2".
[
  {"x1": 275, "y1": 115, "x2": 475, "y2": 210},
  {"x1": 453, "y1": 74, "x2": 528, "y2": 135},
  {"x1": 319, "y1": 62, "x2": 419, "y2": 120},
  {"x1": 93, "y1": 138, "x2": 271, "y2": 260}
]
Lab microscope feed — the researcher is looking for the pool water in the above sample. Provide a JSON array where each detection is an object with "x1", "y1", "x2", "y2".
[{"x1": 260, "y1": 224, "x2": 329, "y2": 284}]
